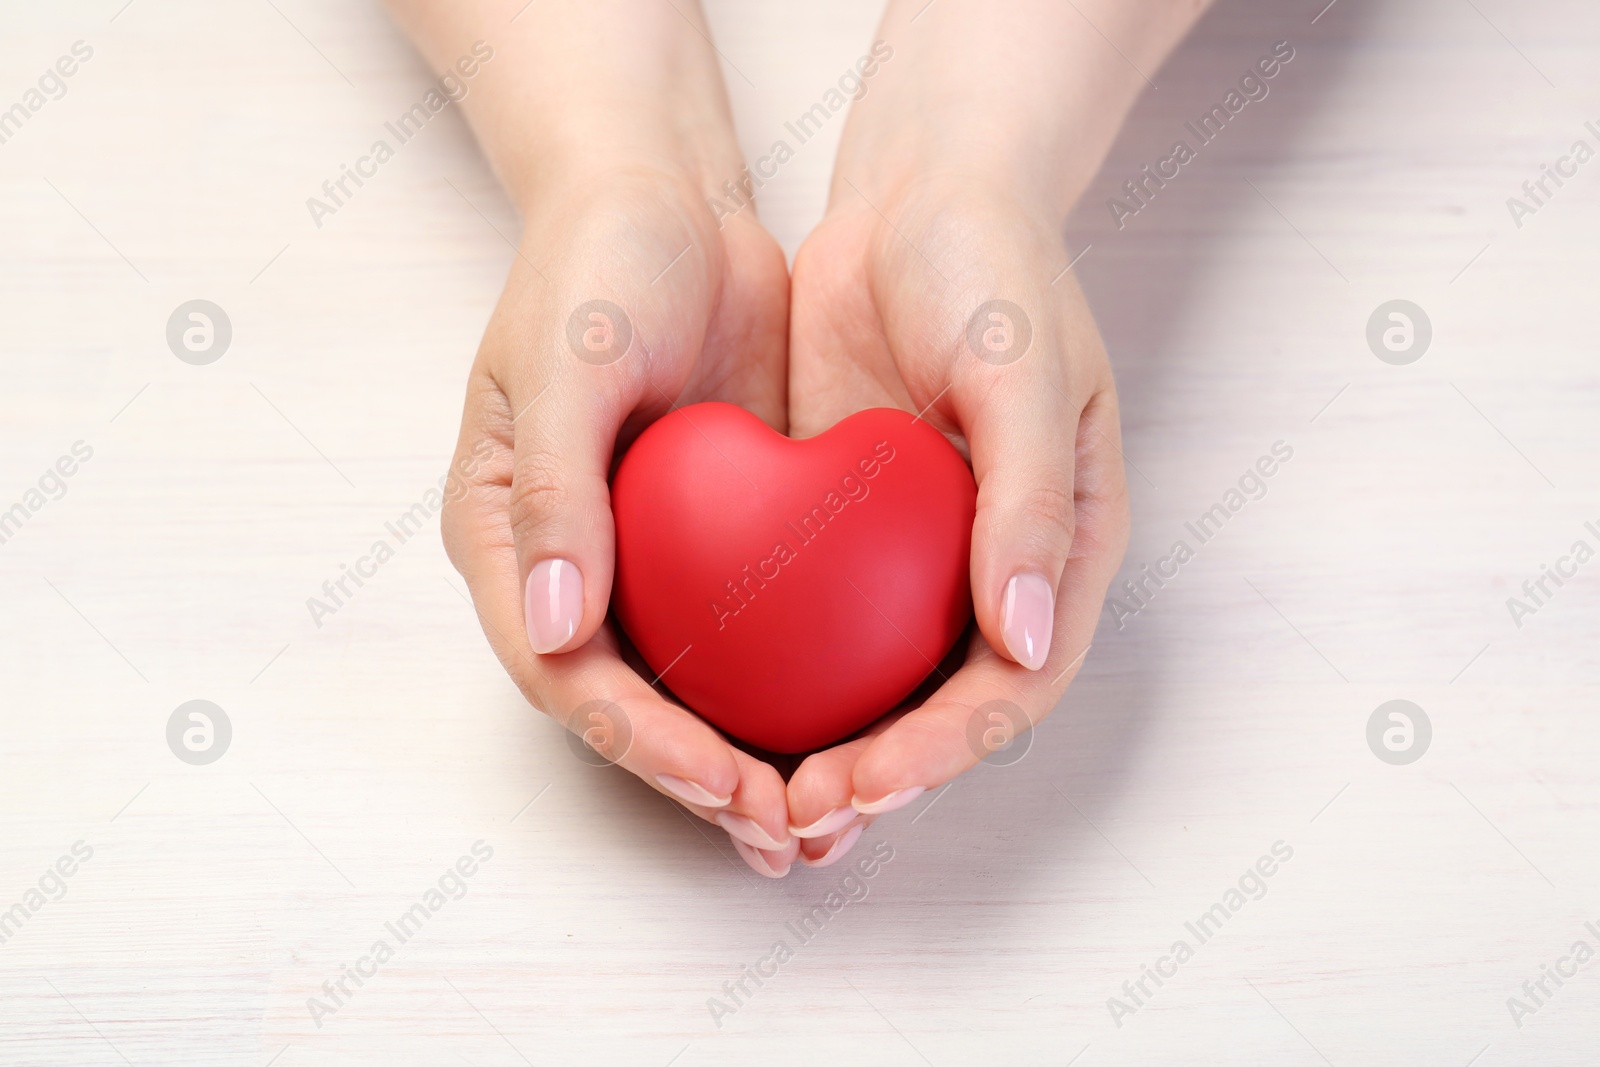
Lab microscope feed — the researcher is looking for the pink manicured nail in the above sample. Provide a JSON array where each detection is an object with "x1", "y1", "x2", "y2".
[
  {"x1": 524, "y1": 558, "x2": 583, "y2": 654},
  {"x1": 802, "y1": 823, "x2": 865, "y2": 869},
  {"x1": 716, "y1": 811, "x2": 789, "y2": 851},
  {"x1": 852, "y1": 786, "x2": 926, "y2": 815},
  {"x1": 1001, "y1": 572, "x2": 1054, "y2": 671},
  {"x1": 731, "y1": 837, "x2": 793, "y2": 878},
  {"x1": 656, "y1": 775, "x2": 732, "y2": 808},
  {"x1": 790, "y1": 806, "x2": 859, "y2": 839}
]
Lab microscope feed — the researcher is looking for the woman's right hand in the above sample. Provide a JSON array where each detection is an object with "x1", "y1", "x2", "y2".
[
  {"x1": 441, "y1": 170, "x2": 797, "y2": 875},
  {"x1": 385, "y1": 0, "x2": 799, "y2": 875}
]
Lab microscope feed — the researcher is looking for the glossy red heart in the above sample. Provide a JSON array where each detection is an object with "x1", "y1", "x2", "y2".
[{"x1": 611, "y1": 402, "x2": 976, "y2": 753}]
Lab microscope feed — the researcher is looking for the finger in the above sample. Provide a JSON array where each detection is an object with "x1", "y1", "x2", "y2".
[
  {"x1": 496, "y1": 336, "x2": 630, "y2": 656},
  {"x1": 783, "y1": 613, "x2": 974, "y2": 850},
  {"x1": 848, "y1": 390, "x2": 1129, "y2": 805},
  {"x1": 785, "y1": 718, "x2": 900, "y2": 868},
  {"x1": 720, "y1": 751, "x2": 801, "y2": 878},
  {"x1": 799, "y1": 820, "x2": 869, "y2": 869},
  {"x1": 713, "y1": 747, "x2": 794, "y2": 853},
  {"x1": 785, "y1": 717, "x2": 913, "y2": 864},
  {"x1": 787, "y1": 731, "x2": 878, "y2": 838},
  {"x1": 954, "y1": 302, "x2": 1109, "y2": 672},
  {"x1": 655, "y1": 746, "x2": 799, "y2": 877},
  {"x1": 733, "y1": 836, "x2": 801, "y2": 879}
]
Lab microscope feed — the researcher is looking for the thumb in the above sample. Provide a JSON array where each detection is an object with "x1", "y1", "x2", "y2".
[
  {"x1": 959, "y1": 365, "x2": 1080, "y2": 672},
  {"x1": 499, "y1": 332, "x2": 630, "y2": 656}
]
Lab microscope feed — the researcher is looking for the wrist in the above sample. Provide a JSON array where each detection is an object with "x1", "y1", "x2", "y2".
[
  {"x1": 397, "y1": 1, "x2": 747, "y2": 220},
  {"x1": 829, "y1": 0, "x2": 1216, "y2": 222},
  {"x1": 828, "y1": 68, "x2": 1134, "y2": 224},
  {"x1": 498, "y1": 100, "x2": 745, "y2": 220},
  {"x1": 829, "y1": 121, "x2": 1070, "y2": 227}
]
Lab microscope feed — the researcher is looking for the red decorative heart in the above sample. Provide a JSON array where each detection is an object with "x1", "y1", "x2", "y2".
[{"x1": 612, "y1": 402, "x2": 976, "y2": 753}]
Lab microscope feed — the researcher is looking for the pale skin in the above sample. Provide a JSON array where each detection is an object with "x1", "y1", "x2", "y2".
[{"x1": 386, "y1": 0, "x2": 1214, "y2": 876}]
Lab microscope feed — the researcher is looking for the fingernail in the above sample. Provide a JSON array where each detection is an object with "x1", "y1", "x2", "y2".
[
  {"x1": 852, "y1": 786, "x2": 926, "y2": 815},
  {"x1": 802, "y1": 823, "x2": 865, "y2": 869},
  {"x1": 525, "y1": 558, "x2": 583, "y2": 654},
  {"x1": 716, "y1": 811, "x2": 789, "y2": 851},
  {"x1": 1001, "y1": 572, "x2": 1054, "y2": 671},
  {"x1": 656, "y1": 774, "x2": 732, "y2": 808},
  {"x1": 731, "y1": 837, "x2": 793, "y2": 879},
  {"x1": 789, "y1": 806, "x2": 859, "y2": 839}
]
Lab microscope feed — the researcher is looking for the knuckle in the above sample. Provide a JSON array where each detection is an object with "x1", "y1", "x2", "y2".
[
  {"x1": 439, "y1": 452, "x2": 504, "y2": 575},
  {"x1": 507, "y1": 448, "x2": 573, "y2": 543},
  {"x1": 899, "y1": 711, "x2": 962, "y2": 753},
  {"x1": 1016, "y1": 480, "x2": 1077, "y2": 548}
]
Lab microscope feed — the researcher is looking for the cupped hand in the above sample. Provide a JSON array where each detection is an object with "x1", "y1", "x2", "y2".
[
  {"x1": 782, "y1": 174, "x2": 1131, "y2": 863},
  {"x1": 391, "y1": 0, "x2": 1189, "y2": 880},
  {"x1": 441, "y1": 167, "x2": 805, "y2": 875}
]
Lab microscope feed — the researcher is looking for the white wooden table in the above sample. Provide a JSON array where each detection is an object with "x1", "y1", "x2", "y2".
[{"x1": 3, "y1": 0, "x2": 1597, "y2": 1063}]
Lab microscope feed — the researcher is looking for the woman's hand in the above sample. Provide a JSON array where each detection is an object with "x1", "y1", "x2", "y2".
[
  {"x1": 390, "y1": 0, "x2": 1214, "y2": 877},
  {"x1": 779, "y1": 0, "x2": 1214, "y2": 863},
  {"x1": 783, "y1": 175, "x2": 1130, "y2": 863},
  {"x1": 387, "y1": 0, "x2": 801, "y2": 875},
  {"x1": 445, "y1": 176, "x2": 799, "y2": 875}
]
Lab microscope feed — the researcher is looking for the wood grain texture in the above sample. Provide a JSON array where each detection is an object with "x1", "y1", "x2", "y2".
[{"x1": 1, "y1": 0, "x2": 1597, "y2": 1064}]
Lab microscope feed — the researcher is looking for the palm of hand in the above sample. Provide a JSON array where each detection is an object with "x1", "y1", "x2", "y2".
[{"x1": 775, "y1": 181, "x2": 1129, "y2": 840}]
